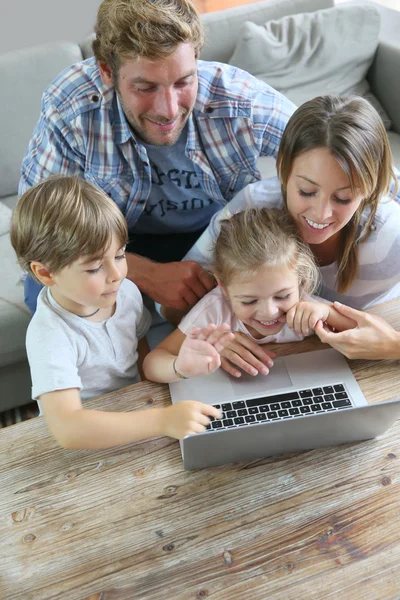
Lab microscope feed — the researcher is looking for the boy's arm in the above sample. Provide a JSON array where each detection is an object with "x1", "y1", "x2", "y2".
[{"x1": 40, "y1": 387, "x2": 220, "y2": 450}]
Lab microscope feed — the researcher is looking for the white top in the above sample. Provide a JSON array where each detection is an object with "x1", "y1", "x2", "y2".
[
  {"x1": 26, "y1": 278, "x2": 151, "y2": 404},
  {"x1": 179, "y1": 286, "x2": 310, "y2": 344},
  {"x1": 184, "y1": 177, "x2": 400, "y2": 309}
]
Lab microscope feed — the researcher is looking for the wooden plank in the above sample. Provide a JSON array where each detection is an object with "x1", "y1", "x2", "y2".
[{"x1": 1, "y1": 300, "x2": 400, "y2": 599}]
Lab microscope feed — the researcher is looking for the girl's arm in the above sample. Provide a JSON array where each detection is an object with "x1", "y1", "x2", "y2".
[
  {"x1": 40, "y1": 387, "x2": 221, "y2": 450},
  {"x1": 287, "y1": 301, "x2": 357, "y2": 337},
  {"x1": 143, "y1": 323, "x2": 235, "y2": 383}
]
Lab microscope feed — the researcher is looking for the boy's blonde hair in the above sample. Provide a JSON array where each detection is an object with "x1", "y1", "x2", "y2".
[
  {"x1": 11, "y1": 176, "x2": 128, "y2": 282},
  {"x1": 276, "y1": 95, "x2": 397, "y2": 294},
  {"x1": 214, "y1": 207, "x2": 319, "y2": 297},
  {"x1": 92, "y1": 0, "x2": 204, "y2": 75}
]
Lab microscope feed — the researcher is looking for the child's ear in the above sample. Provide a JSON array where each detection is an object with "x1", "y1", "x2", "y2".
[
  {"x1": 30, "y1": 262, "x2": 56, "y2": 287},
  {"x1": 214, "y1": 274, "x2": 228, "y2": 297}
]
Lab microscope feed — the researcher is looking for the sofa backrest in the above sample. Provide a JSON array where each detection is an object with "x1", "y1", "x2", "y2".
[
  {"x1": 200, "y1": 0, "x2": 334, "y2": 63},
  {"x1": 0, "y1": 42, "x2": 83, "y2": 201}
]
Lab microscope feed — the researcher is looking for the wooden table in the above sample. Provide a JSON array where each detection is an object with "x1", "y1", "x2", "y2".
[{"x1": 1, "y1": 301, "x2": 400, "y2": 600}]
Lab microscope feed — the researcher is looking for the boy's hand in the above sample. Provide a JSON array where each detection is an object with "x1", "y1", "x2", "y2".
[
  {"x1": 174, "y1": 323, "x2": 235, "y2": 378},
  {"x1": 162, "y1": 401, "x2": 221, "y2": 439},
  {"x1": 286, "y1": 301, "x2": 330, "y2": 337}
]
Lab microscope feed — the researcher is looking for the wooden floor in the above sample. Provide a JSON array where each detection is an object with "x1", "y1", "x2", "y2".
[{"x1": 195, "y1": 0, "x2": 263, "y2": 13}]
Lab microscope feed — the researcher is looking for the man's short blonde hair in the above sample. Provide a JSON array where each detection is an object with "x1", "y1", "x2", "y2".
[
  {"x1": 11, "y1": 176, "x2": 128, "y2": 282},
  {"x1": 92, "y1": 0, "x2": 204, "y2": 74}
]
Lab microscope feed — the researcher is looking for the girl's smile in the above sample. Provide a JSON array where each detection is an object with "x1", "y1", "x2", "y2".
[{"x1": 223, "y1": 265, "x2": 300, "y2": 339}]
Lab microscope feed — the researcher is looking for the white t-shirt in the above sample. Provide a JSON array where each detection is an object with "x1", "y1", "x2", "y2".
[
  {"x1": 26, "y1": 278, "x2": 151, "y2": 405},
  {"x1": 178, "y1": 286, "x2": 310, "y2": 344}
]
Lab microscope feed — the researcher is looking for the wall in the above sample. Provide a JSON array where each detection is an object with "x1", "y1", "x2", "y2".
[{"x1": 0, "y1": 0, "x2": 101, "y2": 55}]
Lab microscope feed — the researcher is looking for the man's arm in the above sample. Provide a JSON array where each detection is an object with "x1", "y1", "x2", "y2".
[
  {"x1": 19, "y1": 97, "x2": 85, "y2": 195},
  {"x1": 125, "y1": 253, "x2": 215, "y2": 310}
]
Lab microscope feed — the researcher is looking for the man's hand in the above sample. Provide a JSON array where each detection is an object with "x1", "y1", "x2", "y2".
[
  {"x1": 174, "y1": 324, "x2": 235, "y2": 379},
  {"x1": 126, "y1": 253, "x2": 215, "y2": 309},
  {"x1": 286, "y1": 301, "x2": 330, "y2": 337},
  {"x1": 315, "y1": 301, "x2": 400, "y2": 360},
  {"x1": 162, "y1": 401, "x2": 221, "y2": 439},
  {"x1": 219, "y1": 331, "x2": 275, "y2": 377}
]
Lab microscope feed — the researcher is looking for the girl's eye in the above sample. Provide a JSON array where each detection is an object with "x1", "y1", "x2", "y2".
[
  {"x1": 334, "y1": 197, "x2": 351, "y2": 205},
  {"x1": 275, "y1": 294, "x2": 291, "y2": 300},
  {"x1": 299, "y1": 190, "x2": 316, "y2": 197},
  {"x1": 241, "y1": 300, "x2": 257, "y2": 306}
]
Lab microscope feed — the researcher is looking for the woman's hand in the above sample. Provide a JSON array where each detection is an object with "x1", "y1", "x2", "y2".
[
  {"x1": 219, "y1": 331, "x2": 275, "y2": 377},
  {"x1": 174, "y1": 323, "x2": 235, "y2": 378},
  {"x1": 315, "y1": 301, "x2": 400, "y2": 360}
]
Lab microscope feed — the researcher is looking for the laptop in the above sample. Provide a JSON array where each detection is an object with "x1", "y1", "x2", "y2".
[{"x1": 169, "y1": 348, "x2": 400, "y2": 470}]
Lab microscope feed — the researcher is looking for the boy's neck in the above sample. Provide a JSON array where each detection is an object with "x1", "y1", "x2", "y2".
[{"x1": 48, "y1": 288, "x2": 116, "y2": 321}]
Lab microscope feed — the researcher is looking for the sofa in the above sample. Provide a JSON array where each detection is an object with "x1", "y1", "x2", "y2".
[{"x1": 1, "y1": 0, "x2": 400, "y2": 411}]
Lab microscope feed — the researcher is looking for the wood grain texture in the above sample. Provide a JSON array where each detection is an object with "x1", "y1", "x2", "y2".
[{"x1": 1, "y1": 301, "x2": 400, "y2": 599}]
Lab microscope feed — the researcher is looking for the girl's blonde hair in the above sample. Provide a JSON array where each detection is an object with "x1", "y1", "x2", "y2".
[
  {"x1": 93, "y1": 0, "x2": 204, "y2": 75},
  {"x1": 214, "y1": 207, "x2": 319, "y2": 297},
  {"x1": 11, "y1": 175, "x2": 128, "y2": 282},
  {"x1": 276, "y1": 95, "x2": 397, "y2": 294}
]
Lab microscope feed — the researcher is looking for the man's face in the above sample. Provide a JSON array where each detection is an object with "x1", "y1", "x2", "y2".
[{"x1": 100, "y1": 43, "x2": 198, "y2": 146}]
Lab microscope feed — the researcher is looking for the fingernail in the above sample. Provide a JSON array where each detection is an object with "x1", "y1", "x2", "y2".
[
  {"x1": 234, "y1": 372, "x2": 241, "y2": 378},
  {"x1": 261, "y1": 367, "x2": 269, "y2": 375},
  {"x1": 251, "y1": 369, "x2": 258, "y2": 376}
]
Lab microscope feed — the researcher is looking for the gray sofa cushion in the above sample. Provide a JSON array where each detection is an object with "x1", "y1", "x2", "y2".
[
  {"x1": 228, "y1": 3, "x2": 391, "y2": 128},
  {"x1": 200, "y1": 0, "x2": 333, "y2": 63},
  {"x1": 0, "y1": 41, "x2": 83, "y2": 199}
]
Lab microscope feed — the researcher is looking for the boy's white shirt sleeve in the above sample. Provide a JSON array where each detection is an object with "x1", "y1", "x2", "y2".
[
  {"x1": 127, "y1": 279, "x2": 152, "y2": 339},
  {"x1": 26, "y1": 318, "x2": 82, "y2": 401}
]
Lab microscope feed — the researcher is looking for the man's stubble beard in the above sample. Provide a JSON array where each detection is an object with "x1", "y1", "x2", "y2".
[{"x1": 116, "y1": 90, "x2": 191, "y2": 147}]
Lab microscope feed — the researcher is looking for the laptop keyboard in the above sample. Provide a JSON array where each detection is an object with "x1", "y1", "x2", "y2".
[{"x1": 206, "y1": 384, "x2": 353, "y2": 432}]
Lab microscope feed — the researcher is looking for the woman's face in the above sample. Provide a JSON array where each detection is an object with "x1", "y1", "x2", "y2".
[{"x1": 285, "y1": 147, "x2": 364, "y2": 246}]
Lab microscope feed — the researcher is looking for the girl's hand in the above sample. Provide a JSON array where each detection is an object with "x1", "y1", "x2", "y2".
[
  {"x1": 286, "y1": 301, "x2": 330, "y2": 337},
  {"x1": 219, "y1": 332, "x2": 275, "y2": 378},
  {"x1": 162, "y1": 401, "x2": 221, "y2": 439},
  {"x1": 315, "y1": 301, "x2": 400, "y2": 360},
  {"x1": 174, "y1": 323, "x2": 235, "y2": 378}
]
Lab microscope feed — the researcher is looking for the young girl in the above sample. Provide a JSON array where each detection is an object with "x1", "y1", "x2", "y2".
[
  {"x1": 143, "y1": 208, "x2": 355, "y2": 382},
  {"x1": 183, "y1": 95, "x2": 400, "y2": 370}
]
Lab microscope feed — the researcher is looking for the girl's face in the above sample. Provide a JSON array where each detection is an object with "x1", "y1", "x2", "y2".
[
  {"x1": 285, "y1": 147, "x2": 364, "y2": 247},
  {"x1": 224, "y1": 264, "x2": 300, "y2": 339}
]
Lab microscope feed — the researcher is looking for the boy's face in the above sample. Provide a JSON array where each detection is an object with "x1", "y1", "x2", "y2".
[
  {"x1": 49, "y1": 235, "x2": 128, "y2": 316},
  {"x1": 223, "y1": 264, "x2": 300, "y2": 339}
]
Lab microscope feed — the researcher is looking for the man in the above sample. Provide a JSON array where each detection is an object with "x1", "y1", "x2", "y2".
[{"x1": 20, "y1": 0, "x2": 296, "y2": 314}]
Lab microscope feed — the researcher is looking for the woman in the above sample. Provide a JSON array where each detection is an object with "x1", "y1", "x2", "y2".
[{"x1": 185, "y1": 95, "x2": 400, "y2": 372}]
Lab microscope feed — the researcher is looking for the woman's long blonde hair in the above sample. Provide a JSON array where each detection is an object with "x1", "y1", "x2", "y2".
[
  {"x1": 214, "y1": 207, "x2": 319, "y2": 297},
  {"x1": 276, "y1": 95, "x2": 397, "y2": 294}
]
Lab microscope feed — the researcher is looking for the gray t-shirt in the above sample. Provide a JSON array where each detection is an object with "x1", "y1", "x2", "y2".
[{"x1": 26, "y1": 279, "x2": 151, "y2": 405}]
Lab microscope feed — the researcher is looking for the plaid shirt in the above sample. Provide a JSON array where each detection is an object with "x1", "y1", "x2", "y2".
[{"x1": 19, "y1": 57, "x2": 295, "y2": 230}]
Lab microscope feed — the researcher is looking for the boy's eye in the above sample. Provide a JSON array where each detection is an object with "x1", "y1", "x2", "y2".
[
  {"x1": 116, "y1": 252, "x2": 126, "y2": 260},
  {"x1": 241, "y1": 300, "x2": 257, "y2": 306},
  {"x1": 87, "y1": 266, "x2": 101, "y2": 274},
  {"x1": 299, "y1": 189, "x2": 316, "y2": 198}
]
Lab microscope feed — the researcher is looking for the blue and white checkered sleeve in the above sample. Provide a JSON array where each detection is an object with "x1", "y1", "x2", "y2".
[{"x1": 19, "y1": 95, "x2": 86, "y2": 196}]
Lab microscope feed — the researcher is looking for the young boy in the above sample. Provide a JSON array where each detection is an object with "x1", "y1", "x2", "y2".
[{"x1": 11, "y1": 175, "x2": 220, "y2": 449}]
